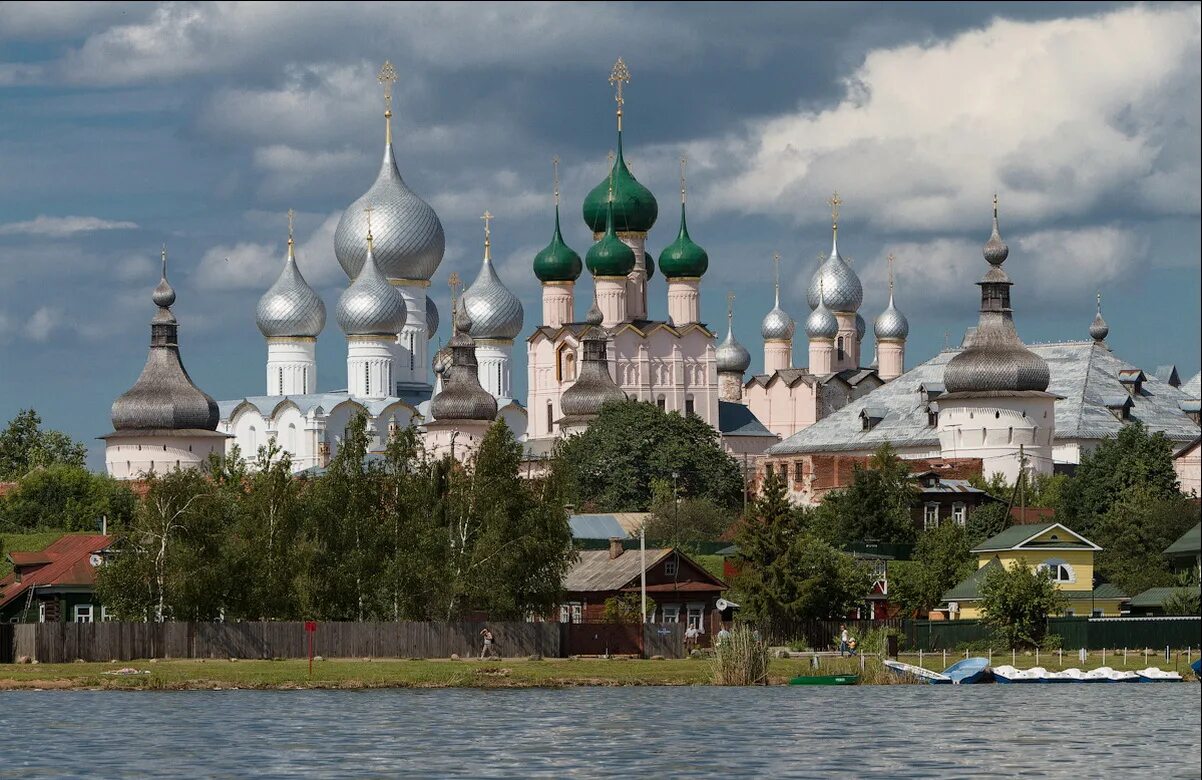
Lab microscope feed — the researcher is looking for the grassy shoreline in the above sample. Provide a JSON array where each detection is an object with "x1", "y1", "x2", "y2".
[{"x1": 1, "y1": 654, "x2": 1195, "y2": 691}]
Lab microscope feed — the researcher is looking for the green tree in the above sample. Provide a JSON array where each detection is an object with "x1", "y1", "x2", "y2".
[
  {"x1": 553, "y1": 400, "x2": 744, "y2": 511},
  {"x1": 734, "y1": 473, "x2": 872, "y2": 624},
  {"x1": 0, "y1": 409, "x2": 87, "y2": 479},
  {"x1": 0, "y1": 464, "x2": 136, "y2": 532},
  {"x1": 645, "y1": 477, "x2": 735, "y2": 547},
  {"x1": 965, "y1": 502, "x2": 1011, "y2": 547},
  {"x1": 1058, "y1": 423, "x2": 1181, "y2": 534},
  {"x1": 602, "y1": 593, "x2": 643, "y2": 624},
  {"x1": 1091, "y1": 487, "x2": 1196, "y2": 596},
  {"x1": 1162, "y1": 588, "x2": 1200, "y2": 616},
  {"x1": 813, "y1": 443, "x2": 917, "y2": 547},
  {"x1": 889, "y1": 521, "x2": 975, "y2": 615},
  {"x1": 979, "y1": 557, "x2": 1066, "y2": 648}
]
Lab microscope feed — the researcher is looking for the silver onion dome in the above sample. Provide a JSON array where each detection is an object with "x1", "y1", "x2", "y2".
[
  {"x1": 855, "y1": 313, "x2": 866, "y2": 342},
  {"x1": 430, "y1": 299, "x2": 498, "y2": 421},
  {"x1": 761, "y1": 305, "x2": 794, "y2": 341},
  {"x1": 560, "y1": 300, "x2": 627, "y2": 422},
  {"x1": 462, "y1": 240, "x2": 524, "y2": 341},
  {"x1": 337, "y1": 242, "x2": 408, "y2": 336},
  {"x1": 257, "y1": 240, "x2": 326, "y2": 339},
  {"x1": 426, "y1": 295, "x2": 439, "y2": 340},
  {"x1": 874, "y1": 293, "x2": 909, "y2": 341},
  {"x1": 806, "y1": 230, "x2": 863, "y2": 312},
  {"x1": 806, "y1": 298, "x2": 839, "y2": 340},
  {"x1": 111, "y1": 255, "x2": 219, "y2": 432},
  {"x1": 716, "y1": 305, "x2": 751, "y2": 375},
  {"x1": 944, "y1": 199, "x2": 1050, "y2": 394},
  {"x1": 334, "y1": 143, "x2": 445, "y2": 283}
]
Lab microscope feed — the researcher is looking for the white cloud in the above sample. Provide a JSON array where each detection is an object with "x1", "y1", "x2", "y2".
[
  {"x1": 0, "y1": 215, "x2": 138, "y2": 236},
  {"x1": 252, "y1": 144, "x2": 366, "y2": 198},
  {"x1": 23, "y1": 306, "x2": 61, "y2": 342},
  {"x1": 113, "y1": 253, "x2": 157, "y2": 282},
  {"x1": 194, "y1": 211, "x2": 344, "y2": 291},
  {"x1": 709, "y1": 5, "x2": 1201, "y2": 232}
]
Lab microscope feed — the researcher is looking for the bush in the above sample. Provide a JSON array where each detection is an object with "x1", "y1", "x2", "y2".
[
  {"x1": 1039, "y1": 633, "x2": 1063, "y2": 652},
  {"x1": 711, "y1": 626, "x2": 770, "y2": 685},
  {"x1": 858, "y1": 626, "x2": 905, "y2": 656}
]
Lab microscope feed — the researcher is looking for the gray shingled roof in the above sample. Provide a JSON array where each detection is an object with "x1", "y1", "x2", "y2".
[
  {"x1": 564, "y1": 548, "x2": 673, "y2": 592},
  {"x1": 768, "y1": 341, "x2": 1201, "y2": 456},
  {"x1": 1184, "y1": 371, "x2": 1202, "y2": 399}
]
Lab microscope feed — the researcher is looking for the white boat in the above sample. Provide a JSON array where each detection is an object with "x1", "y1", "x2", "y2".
[
  {"x1": 883, "y1": 659, "x2": 952, "y2": 683},
  {"x1": 1135, "y1": 667, "x2": 1184, "y2": 682},
  {"x1": 992, "y1": 665, "x2": 1037, "y2": 684},
  {"x1": 1043, "y1": 668, "x2": 1086, "y2": 683},
  {"x1": 1083, "y1": 666, "x2": 1139, "y2": 683}
]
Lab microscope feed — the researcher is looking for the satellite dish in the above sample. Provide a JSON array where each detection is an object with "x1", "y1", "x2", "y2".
[
  {"x1": 89, "y1": 554, "x2": 104, "y2": 567},
  {"x1": 716, "y1": 598, "x2": 740, "y2": 612}
]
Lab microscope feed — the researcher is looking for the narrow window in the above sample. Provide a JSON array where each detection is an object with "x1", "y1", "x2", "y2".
[
  {"x1": 547, "y1": 402, "x2": 554, "y2": 434},
  {"x1": 837, "y1": 337, "x2": 845, "y2": 361},
  {"x1": 924, "y1": 503, "x2": 940, "y2": 531},
  {"x1": 656, "y1": 396, "x2": 666, "y2": 411},
  {"x1": 73, "y1": 604, "x2": 94, "y2": 624},
  {"x1": 952, "y1": 503, "x2": 966, "y2": 526},
  {"x1": 365, "y1": 363, "x2": 370, "y2": 393},
  {"x1": 685, "y1": 396, "x2": 695, "y2": 417},
  {"x1": 278, "y1": 367, "x2": 284, "y2": 395}
]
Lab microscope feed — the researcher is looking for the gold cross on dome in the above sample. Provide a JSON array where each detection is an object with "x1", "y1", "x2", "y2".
[
  {"x1": 609, "y1": 58, "x2": 630, "y2": 109},
  {"x1": 287, "y1": 209, "x2": 295, "y2": 241},
  {"x1": 552, "y1": 156, "x2": 560, "y2": 206},
  {"x1": 887, "y1": 253, "x2": 896, "y2": 291},
  {"x1": 827, "y1": 191, "x2": 842, "y2": 227},
  {"x1": 377, "y1": 61, "x2": 397, "y2": 114},
  {"x1": 363, "y1": 204, "x2": 374, "y2": 235},
  {"x1": 481, "y1": 210, "x2": 493, "y2": 240},
  {"x1": 448, "y1": 271, "x2": 461, "y2": 301}
]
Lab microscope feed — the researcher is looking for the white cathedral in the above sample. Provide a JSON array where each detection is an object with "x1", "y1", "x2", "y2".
[{"x1": 102, "y1": 58, "x2": 1201, "y2": 489}]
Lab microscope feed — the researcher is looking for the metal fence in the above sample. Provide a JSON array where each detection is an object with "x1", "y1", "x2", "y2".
[
  {"x1": 7, "y1": 621, "x2": 691, "y2": 663},
  {"x1": 903, "y1": 616, "x2": 1202, "y2": 651},
  {"x1": 758, "y1": 618, "x2": 906, "y2": 650}
]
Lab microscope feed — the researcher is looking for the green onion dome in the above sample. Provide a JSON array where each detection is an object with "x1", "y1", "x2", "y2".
[
  {"x1": 582, "y1": 132, "x2": 658, "y2": 234},
  {"x1": 533, "y1": 205, "x2": 583, "y2": 283},
  {"x1": 644, "y1": 246, "x2": 655, "y2": 280},
  {"x1": 585, "y1": 199, "x2": 636, "y2": 277},
  {"x1": 658, "y1": 202, "x2": 708, "y2": 279}
]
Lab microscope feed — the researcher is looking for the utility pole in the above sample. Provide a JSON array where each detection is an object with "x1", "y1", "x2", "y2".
[{"x1": 640, "y1": 523, "x2": 647, "y2": 624}]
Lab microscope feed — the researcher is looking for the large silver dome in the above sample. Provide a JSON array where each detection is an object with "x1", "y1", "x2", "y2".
[
  {"x1": 716, "y1": 308, "x2": 751, "y2": 374},
  {"x1": 462, "y1": 246, "x2": 524, "y2": 341},
  {"x1": 426, "y1": 295, "x2": 439, "y2": 340},
  {"x1": 806, "y1": 232, "x2": 863, "y2": 312},
  {"x1": 874, "y1": 292, "x2": 909, "y2": 341},
  {"x1": 334, "y1": 143, "x2": 445, "y2": 282},
  {"x1": 256, "y1": 241, "x2": 326, "y2": 339},
  {"x1": 806, "y1": 298, "x2": 839, "y2": 339},
  {"x1": 944, "y1": 202, "x2": 1050, "y2": 394},
  {"x1": 337, "y1": 244, "x2": 408, "y2": 336}
]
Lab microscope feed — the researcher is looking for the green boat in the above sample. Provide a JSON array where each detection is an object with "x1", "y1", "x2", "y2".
[{"x1": 788, "y1": 674, "x2": 859, "y2": 686}]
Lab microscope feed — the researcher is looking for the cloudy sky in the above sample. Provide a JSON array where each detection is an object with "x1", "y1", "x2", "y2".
[{"x1": 1, "y1": 1, "x2": 1198, "y2": 468}]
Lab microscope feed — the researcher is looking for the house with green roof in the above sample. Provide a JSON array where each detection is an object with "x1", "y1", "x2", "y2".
[
  {"x1": 1127, "y1": 523, "x2": 1200, "y2": 615},
  {"x1": 941, "y1": 522, "x2": 1127, "y2": 619}
]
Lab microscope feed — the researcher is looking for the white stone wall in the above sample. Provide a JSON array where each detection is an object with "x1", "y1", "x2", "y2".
[
  {"x1": 265, "y1": 338, "x2": 317, "y2": 396},
  {"x1": 937, "y1": 396, "x2": 1056, "y2": 482},
  {"x1": 347, "y1": 338, "x2": 394, "y2": 399},
  {"x1": 541, "y1": 282, "x2": 574, "y2": 328},
  {"x1": 877, "y1": 339, "x2": 905, "y2": 382},
  {"x1": 475, "y1": 340, "x2": 512, "y2": 400},
  {"x1": 105, "y1": 435, "x2": 225, "y2": 480}
]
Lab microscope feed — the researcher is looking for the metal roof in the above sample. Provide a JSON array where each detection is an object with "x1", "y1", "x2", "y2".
[
  {"x1": 1183, "y1": 371, "x2": 1201, "y2": 399},
  {"x1": 971, "y1": 522, "x2": 1099, "y2": 553},
  {"x1": 1128, "y1": 587, "x2": 1184, "y2": 609},
  {"x1": 768, "y1": 341, "x2": 1201, "y2": 456},
  {"x1": 569, "y1": 514, "x2": 630, "y2": 540},
  {"x1": 718, "y1": 401, "x2": 777, "y2": 438},
  {"x1": 942, "y1": 557, "x2": 1001, "y2": 602},
  {"x1": 1164, "y1": 523, "x2": 1200, "y2": 557}
]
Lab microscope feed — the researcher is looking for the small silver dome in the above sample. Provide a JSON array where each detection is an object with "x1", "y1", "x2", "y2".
[
  {"x1": 761, "y1": 306, "x2": 795, "y2": 341},
  {"x1": 257, "y1": 240, "x2": 326, "y2": 339},
  {"x1": 426, "y1": 295, "x2": 439, "y2": 339},
  {"x1": 334, "y1": 143, "x2": 445, "y2": 282},
  {"x1": 430, "y1": 299, "x2": 498, "y2": 422},
  {"x1": 462, "y1": 244, "x2": 524, "y2": 341},
  {"x1": 337, "y1": 243, "x2": 408, "y2": 336},
  {"x1": 1089, "y1": 293, "x2": 1109, "y2": 342},
  {"x1": 805, "y1": 299, "x2": 838, "y2": 340},
  {"x1": 716, "y1": 306, "x2": 751, "y2": 374},
  {"x1": 874, "y1": 293, "x2": 909, "y2": 341},
  {"x1": 806, "y1": 232, "x2": 863, "y2": 312}
]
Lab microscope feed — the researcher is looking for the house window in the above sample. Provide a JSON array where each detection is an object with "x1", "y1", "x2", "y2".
[
  {"x1": 765, "y1": 463, "x2": 775, "y2": 479},
  {"x1": 100, "y1": 606, "x2": 116, "y2": 622},
  {"x1": 684, "y1": 396, "x2": 695, "y2": 417},
  {"x1": 73, "y1": 604, "x2": 94, "y2": 624},
  {"x1": 1038, "y1": 561, "x2": 1075, "y2": 583},
  {"x1": 664, "y1": 558, "x2": 678, "y2": 577},
  {"x1": 662, "y1": 605, "x2": 680, "y2": 623},
  {"x1": 923, "y1": 503, "x2": 940, "y2": 531},
  {"x1": 794, "y1": 461, "x2": 804, "y2": 485},
  {"x1": 559, "y1": 603, "x2": 582, "y2": 624},
  {"x1": 38, "y1": 603, "x2": 46, "y2": 623},
  {"x1": 952, "y1": 503, "x2": 967, "y2": 526},
  {"x1": 656, "y1": 396, "x2": 666, "y2": 411},
  {"x1": 687, "y1": 604, "x2": 704, "y2": 632}
]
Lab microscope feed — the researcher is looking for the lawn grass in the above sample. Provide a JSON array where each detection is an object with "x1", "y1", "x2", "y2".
[{"x1": 0, "y1": 530, "x2": 70, "y2": 577}]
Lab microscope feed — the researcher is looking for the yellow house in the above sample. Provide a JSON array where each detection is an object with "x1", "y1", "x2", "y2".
[{"x1": 942, "y1": 522, "x2": 1127, "y2": 619}]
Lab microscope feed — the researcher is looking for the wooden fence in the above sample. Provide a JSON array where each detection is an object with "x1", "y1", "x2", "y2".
[{"x1": 8, "y1": 621, "x2": 691, "y2": 663}]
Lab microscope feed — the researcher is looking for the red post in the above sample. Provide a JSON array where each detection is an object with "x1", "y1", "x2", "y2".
[{"x1": 305, "y1": 621, "x2": 317, "y2": 677}]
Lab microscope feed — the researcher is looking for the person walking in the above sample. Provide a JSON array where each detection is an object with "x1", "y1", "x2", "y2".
[
  {"x1": 838, "y1": 624, "x2": 851, "y2": 657},
  {"x1": 480, "y1": 627, "x2": 497, "y2": 659}
]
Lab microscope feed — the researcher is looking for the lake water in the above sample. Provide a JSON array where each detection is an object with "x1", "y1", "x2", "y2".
[{"x1": 2, "y1": 686, "x2": 1198, "y2": 778}]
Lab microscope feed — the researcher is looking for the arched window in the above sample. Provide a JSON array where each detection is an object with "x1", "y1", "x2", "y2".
[
  {"x1": 546, "y1": 402, "x2": 554, "y2": 434},
  {"x1": 1037, "y1": 560, "x2": 1075, "y2": 584},
  {"x1": 836, "y1": 337, "x2": 845, "y2": 361}
]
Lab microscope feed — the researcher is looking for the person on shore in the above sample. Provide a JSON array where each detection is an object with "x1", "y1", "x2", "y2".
[
  {"x1": 716, "y1": 627, "x2": 731, "y2": 647},
  {"x1": 480, "y1": 627, "x2": 497, "y2": 659},
  {"x1": 684, "y1": 624, "x2": 700, "y2": 650},
  {"x1": 838, "y1": 625, "x2": 851, "y2": 657}
]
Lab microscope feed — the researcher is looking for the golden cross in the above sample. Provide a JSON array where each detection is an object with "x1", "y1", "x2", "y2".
[
  {"x1": 726, "y1": 291, "x2": 735, "y2": 322},
  {"x1": 287, "y1": 209, "x2": 295, "y2": 242},
  {"x1": 481, "y1": 210, "x2": 493, "y2": 239},
  {"x1": 827, "y1": 191, "x2": 842, "y2": 227},
  {"x1": 448, "y1": 271, "x2": 461, "y2": 311},
  {"x1": 680, "y1": 155, "x2": 687, "y2": 204},
  {"x1": 887, "y1": 253, "x2": 895, "y2": 291},
  {"x1": 552, "y1": 156, "x2": 560, "y2": 206},
  {"x1": 609, "y1": 57, "x2": 630, "y2": 111},
  {"x1": 378, "y1": 61, "x2": 397, "y2": 116}
]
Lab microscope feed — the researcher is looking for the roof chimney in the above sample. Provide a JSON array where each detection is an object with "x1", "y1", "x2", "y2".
[{"x1": 609, "y1": 537, "x2": 624, "y2": 559}]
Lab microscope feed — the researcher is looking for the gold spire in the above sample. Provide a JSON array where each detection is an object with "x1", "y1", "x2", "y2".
[
  {"x1": 680, "y1": 155, "x2": 687, "y2": 204},
  {"x1": 363, "y1": 204, "x2": 375, "y2": 252},
  {"x1": 827, "y1": 191, "x2": 842, "y2": 233},
  {"x1": 772, "y1": 251, "x2": 781, "y2": 305},
  {"x1": 887, "y1": 252, "x2": 895, "y2": 293},
  {"x1": 481, "y1": 210, "x2": 493, "y2": 261},
  {"x1": 726, "y1": 291, "x2": 735, "y2": 325},
  {"x1": 552, "y1": 155, "x2": 561, "y2": 207},
  {"x1": 378, "y1": 60, "x2": 398, "y2": 145},
  {"x1": 609, "y1": 57, "x2": 630, "y2": 131},
  {"x1": 287, "y1": 208, "x2": 295, "y2": 258}
]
